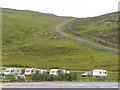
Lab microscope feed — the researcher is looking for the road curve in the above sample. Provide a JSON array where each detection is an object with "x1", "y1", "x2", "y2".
[{"x1": 56, "y1": 20, "x2": 119, "y2": 53}]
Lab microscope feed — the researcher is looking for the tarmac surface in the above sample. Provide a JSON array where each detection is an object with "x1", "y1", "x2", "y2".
[{"x1": 0, "y1": 82, "x2": 118, "y2": 88}]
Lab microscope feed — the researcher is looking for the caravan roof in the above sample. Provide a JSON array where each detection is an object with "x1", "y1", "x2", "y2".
[
  {"x1": 5, "y1": 68, "x2": 21, "y2": 70},
  {"x1": 50, "y1": 69, "x2": 60, "y2": 71},
  {"x1": 93, "y1": 69, "x2": 107, "y2": 71}
]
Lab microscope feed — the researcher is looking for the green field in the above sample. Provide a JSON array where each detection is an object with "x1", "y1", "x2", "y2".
[{"x1": 2, "y1": 8, "x2": 118, "y2": 71}]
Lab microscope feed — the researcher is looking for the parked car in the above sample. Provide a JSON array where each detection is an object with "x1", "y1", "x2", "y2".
[
  {"x1": 82, "y1": 72, "x2": 93, "y2": 77},
  {"x1": 4, "y1": 68, "x2": 22, "y2": 75},
  {"x1": 93, "y1": 69, "x2": 108, "y2": 77}
]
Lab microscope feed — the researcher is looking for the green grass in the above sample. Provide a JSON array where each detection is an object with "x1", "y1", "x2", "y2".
[
  {"x1": 2, "y1": 8, "x2": 118, "y2": 71},
  {"x1": 69, "y1": 12, "x2": 118, "y2": 44},
  {"x1": 60, "y1": 23, "x2": 118, "y2": 49}
]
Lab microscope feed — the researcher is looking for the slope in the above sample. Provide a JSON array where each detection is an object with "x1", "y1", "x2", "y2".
[
  {"x1": 69, "y1": 12, "x2": 119, "y2": 47},
  {"x1": 2, "y1": 8, "x2": 118, "y2": 70}
]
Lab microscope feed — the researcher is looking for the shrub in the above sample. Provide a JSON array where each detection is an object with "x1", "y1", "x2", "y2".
[
  {"x1": 31, "y1": 71, "x2": 57, "y2": 81},
  {"x1": 57, "y1": 72, "x2": 77, "y2": 81},
  {"x1": 92, "y1": 77, "x2": 108, "y2": 81},
  {"x1": 31, "y1": 72, "x2": 77, "y2": 81}
]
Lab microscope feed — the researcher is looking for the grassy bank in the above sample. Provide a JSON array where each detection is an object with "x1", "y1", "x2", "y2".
[
  {"x1": 69, "y1": 12, "x2": 118, "y2": 44},
  {"x1": 2, "y1": 8, "x2": 118, "y2": 71}
]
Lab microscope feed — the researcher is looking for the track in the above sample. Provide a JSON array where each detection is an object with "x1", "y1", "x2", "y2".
[{"x1": 56, "y1": 20, "x2": 119, "y2": 53}]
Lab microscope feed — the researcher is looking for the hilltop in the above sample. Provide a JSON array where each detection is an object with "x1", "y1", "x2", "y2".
[{"x1": 2, "y1": 8, "x2": 118, "y2": 70}]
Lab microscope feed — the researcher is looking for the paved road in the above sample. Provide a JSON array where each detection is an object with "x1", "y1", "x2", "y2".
[
  {"x1": 67, "y1": 25, "x2": 120, "y2": 48},
  {"x1": 1, "y1": 82, "x2": 118, "y2": 88},
  {"x1": 56, "y1": 20, "x2": 119, "y2": 53}
]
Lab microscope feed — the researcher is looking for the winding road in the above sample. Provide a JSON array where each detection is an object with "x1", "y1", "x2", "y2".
[{"x1": 56, "y1": 20, "x2": 119, "y2": 53}]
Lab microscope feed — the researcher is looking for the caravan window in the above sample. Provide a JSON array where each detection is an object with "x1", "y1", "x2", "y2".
[
  {"x1": 57, "y1": 70, "x2": 63, "y2": 73},
  {"x1": 17, "y1": 70, "x2": 19, "y2": 72},
  {"x1": 51, "y1": 71, "x2": 55, "y2": 73},
  {"x1": 104, "y1": 72, "x2": 107, "y2": 74},
  {"x1": 5, "y1": 70, "x2": 10, "y2": 72},
  {"x1": 99, "y1": 72, "x2": 102, "y2": 74},
  {"x1": 25, "y1": 70, "x2": 30, "y2": 72}
]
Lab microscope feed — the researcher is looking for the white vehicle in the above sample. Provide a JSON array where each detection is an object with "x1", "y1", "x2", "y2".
[
  {"x1": 40, "y1": 69, "x2": 49, "y2": 74},
  {"x1": 82, "y1": 72, "x2": 93, "y2": 77},
  {"x1": 25, "y1": 68, "x2": 39, "y2": 75},
  {"x1": 25, "y1": 68, "x2": 48, "y2": 75},
  {"x1": 63, "y1": 70, "x2": 70, "y2": 74},
  {"x1": 0, "y1": 70, "x2": 4, "y2": 75},
  {"x1": 4, "y1": 68, "x2": 22, "y2": 75},
  {"x1": 50, "y1": 69, "x2": 70, "y2": 76},
  {"x1": 93, "y1": 69, "x2": 108, "y2": 77}
]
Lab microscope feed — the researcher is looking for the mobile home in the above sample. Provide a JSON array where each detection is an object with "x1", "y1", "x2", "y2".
[
  {"x1": 25, "y1": 68, "x2": 39, "y2": 75},
  {"x1": 39, "y1": 69, "x2": 49, "y2": 74},
  {"x1": 4, "y1": 68, "x2": 22, "y2": 75},
  {"x1": 25, "y1": 68, "x2": 48, "y2": 75},
  {"x1": 93, "y1": 69, "x2": 108, "y2": 77},
  {"x1": 50, "y1": 69, "x2": 70, "y2": 76}
]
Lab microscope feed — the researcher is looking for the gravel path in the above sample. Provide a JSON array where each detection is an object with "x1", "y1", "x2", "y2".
[{"x1": 56, "y1": 20, "x2": 119, "y2": 53}]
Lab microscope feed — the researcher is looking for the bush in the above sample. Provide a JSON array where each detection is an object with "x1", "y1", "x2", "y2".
[
  {"x1": 31, "y1": 71, "x2": 57, "y2": 81},
  {"x1": 57, "y1": 72, "x2": 77, "y2": 81},
  {"x1": 31, "y1": 72, "x2": 77, "y2": 81},
  {"x1": 92, "y1": 77, "x2": 108, "y2": 81}
]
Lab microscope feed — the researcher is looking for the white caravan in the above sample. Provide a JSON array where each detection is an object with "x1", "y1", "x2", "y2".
[
  {"x1": 25, "y1": 68, "x2": 48, "y2": 75},
  {"x1": 25, "y1": 68, "x2": 39, "y2": 75},
  {"x1": 93, "y1": 69, "x2": 108, "y2": 77},
  {"x1": 4, "y1": 68, "x2": 22, "y2": 75},
  {"x1": 50, "y1": 69, "x2": 70, "y2": 76},
  {"x1": 63, "y1": 70, "x2": 70, "y2": 74},
  {"x1": 39, "y1": 69, "x2": 49, "y2": 74}
]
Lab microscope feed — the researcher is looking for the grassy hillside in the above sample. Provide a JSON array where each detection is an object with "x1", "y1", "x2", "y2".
[
  {"x1": 69, "y1": 12, "x2": 119, "y2": 45},
  {"x1": 2, "y1": 8, "x2": 118, "y2": 70}
]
